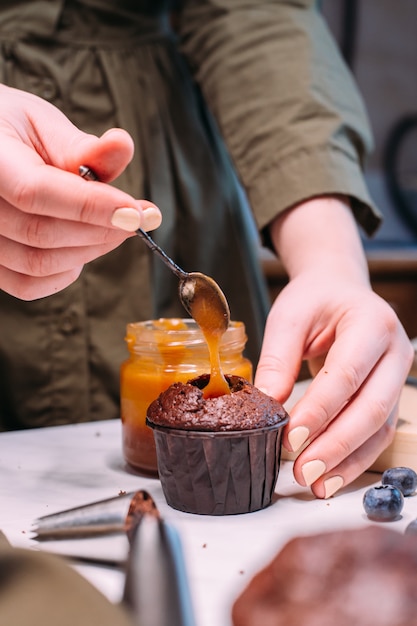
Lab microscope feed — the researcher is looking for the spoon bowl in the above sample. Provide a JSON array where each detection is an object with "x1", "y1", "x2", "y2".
[{"x1": 179, "y1": 272, "x2": 230, "y2": 335}]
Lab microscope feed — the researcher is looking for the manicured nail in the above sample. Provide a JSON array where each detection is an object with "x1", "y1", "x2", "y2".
[
  {"x1": 301, "y1": 459, "x2": 326, "y2": 486},
  {"x1": 111, "y1": 207, "x2": 141, "y2": 231},
  {"x1": 141, "y1": 206, "x2": 162, "y2": 232},
  {"x1": 288, "y1": 426, "x2": 310, "y2": 452},
  {"x1": 324, "y1": 475, "x2": 344, "y2": 499}
]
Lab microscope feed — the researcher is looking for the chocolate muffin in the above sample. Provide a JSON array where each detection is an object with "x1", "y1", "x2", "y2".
[
  {"x1": 147, "y1": 374, "x2": 287, "y2": 431},
  {"x1": 232, "y1": 526, "x2": 417, "y2": 626},
  {"x1": 146, "y1": 374, "x2": 289, "y2": 515}
]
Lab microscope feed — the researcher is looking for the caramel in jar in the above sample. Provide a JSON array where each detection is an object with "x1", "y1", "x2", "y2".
[{"x1": 120, "y1": 318, "x2": 252, "y2": 475}]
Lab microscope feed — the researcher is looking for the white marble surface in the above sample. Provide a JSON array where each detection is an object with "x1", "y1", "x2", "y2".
[{"x1": 2, "y1": 419, "x2": 417, "y2": 626}]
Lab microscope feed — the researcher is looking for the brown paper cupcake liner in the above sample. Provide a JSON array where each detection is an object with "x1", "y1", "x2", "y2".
[{"x1": 148, "y1": 422, "x2": 287, "y2": 515}]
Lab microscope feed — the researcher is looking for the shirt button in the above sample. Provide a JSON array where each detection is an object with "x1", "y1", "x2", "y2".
[
  {"x1": 38, "y1": 78, "x2": 58, "y2": 101},
  {"x1": 28, "y1": 76, "x2": 59, "y2": 101},
  {"x1": 60, "y1": 311, "x2": 79, "y2": 335}
]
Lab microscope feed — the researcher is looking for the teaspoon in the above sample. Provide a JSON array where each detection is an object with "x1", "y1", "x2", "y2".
[{"x1": 79, "y1": 166, "x2": 231, "y2": 396}]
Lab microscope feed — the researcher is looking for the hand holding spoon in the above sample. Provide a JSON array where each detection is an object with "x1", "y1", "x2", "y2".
[{"x1": 80, "y1": 166, "x2": 231, "y2": 396}]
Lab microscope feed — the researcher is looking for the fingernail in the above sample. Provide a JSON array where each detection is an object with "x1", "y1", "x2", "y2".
[
  {"x1": 141, "y1": 206, "x2": 162, "y2": 231},
  {"x1": 301, "y1": 459, "x2": 326, "y2": 486},
  {"x1": 111, "y1": 207, "x2": 141, "y2": 232},
  {"x1": 288, "y1": 426, "x2": 310, "y2": 452},
  {"x1": 324, "y1": 475, "x2": 344, "y2": 499}
]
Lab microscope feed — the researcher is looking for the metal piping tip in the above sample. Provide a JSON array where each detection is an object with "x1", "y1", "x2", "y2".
[
  {"x1": 123, "y1": 515, "x2": 196, "y2": 626},
  {"x1": 32, "y1": 490, "x2": 159, "y2": 541}
]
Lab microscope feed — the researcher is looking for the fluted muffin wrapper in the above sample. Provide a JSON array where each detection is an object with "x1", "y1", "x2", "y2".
[{"x1": 146, "y1": 420, "x2": 288, "y2": 515}]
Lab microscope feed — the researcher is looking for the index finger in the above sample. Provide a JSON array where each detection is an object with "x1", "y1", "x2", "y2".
[
  {"x1": 0, "y1": 138, "x2": 147, "y2": 228},
  {"x1": 285, "y1": 314, "x2": 402, "y2": 450}
]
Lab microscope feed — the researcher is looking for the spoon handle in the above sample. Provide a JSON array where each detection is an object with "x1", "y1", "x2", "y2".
[
  {"x1": 135, "y1": 227, "x2": 188, "y2": 279},
  {"x1": 79, "y1": 166, "x2": 188, "y2": 279}
]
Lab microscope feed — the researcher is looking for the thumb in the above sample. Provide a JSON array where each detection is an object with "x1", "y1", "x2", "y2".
[
  {"x1": 14, "y1": 89, "x2": 134, "y2": 180},
  {"x1": 65, "y1": 128, "x2": 135, "y2": 182}
]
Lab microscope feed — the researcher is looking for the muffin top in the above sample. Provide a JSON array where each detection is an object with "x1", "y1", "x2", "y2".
[{"x1": 146, "y1": 374, "x2": 289, "y2": 432}]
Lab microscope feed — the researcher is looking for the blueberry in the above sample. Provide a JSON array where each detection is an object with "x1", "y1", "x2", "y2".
[
  {"x1": 405, "y1": 519, "x2": 417, "y2": 535},
  {"x1": 382, "y1": 466, "x2": 417, "y2": 496},
  {"x1": 363, "y1": 485, "x2": 404, "y2": 521}
]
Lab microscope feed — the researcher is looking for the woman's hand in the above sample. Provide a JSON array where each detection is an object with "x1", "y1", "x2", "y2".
[
  {"x1": 0, "y1": 85, "x2": 161, "y2": 300},
  {"x1": 255, "y1": 196, "x2": 414, "y2": 498}
]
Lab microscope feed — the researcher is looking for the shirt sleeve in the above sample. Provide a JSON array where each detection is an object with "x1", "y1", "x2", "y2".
[{"x1": 176, "y1": 0, "x2": 382, "y2": 236}]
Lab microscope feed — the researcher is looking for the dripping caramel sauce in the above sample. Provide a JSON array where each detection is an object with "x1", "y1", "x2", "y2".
[{"x1": 186, "y1": 290, "x2": 231, "y2": 398}]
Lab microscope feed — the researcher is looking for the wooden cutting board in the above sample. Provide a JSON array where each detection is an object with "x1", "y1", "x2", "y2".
[{"x1": 282, "y1": 380, "x2": 417, "y2": 473}]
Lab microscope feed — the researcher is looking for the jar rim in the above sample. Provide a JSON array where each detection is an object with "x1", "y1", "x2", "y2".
[{"x1": 125, "y1": 318, "x2": 246, "y2": 347}]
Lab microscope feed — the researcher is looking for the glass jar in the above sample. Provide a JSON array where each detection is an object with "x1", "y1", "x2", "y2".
[{"x1": 120, "y1": 318, "x2": 253, "y2": 476}]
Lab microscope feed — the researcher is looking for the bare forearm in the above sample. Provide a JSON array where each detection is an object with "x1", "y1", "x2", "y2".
[{"x1": 269, "y1": 196, "x2": 370, "y2": 286}]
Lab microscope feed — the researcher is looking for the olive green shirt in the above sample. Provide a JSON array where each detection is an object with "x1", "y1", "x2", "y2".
[{"x1": 0, "y1": 0, "x2": 380, "y2": 430}]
